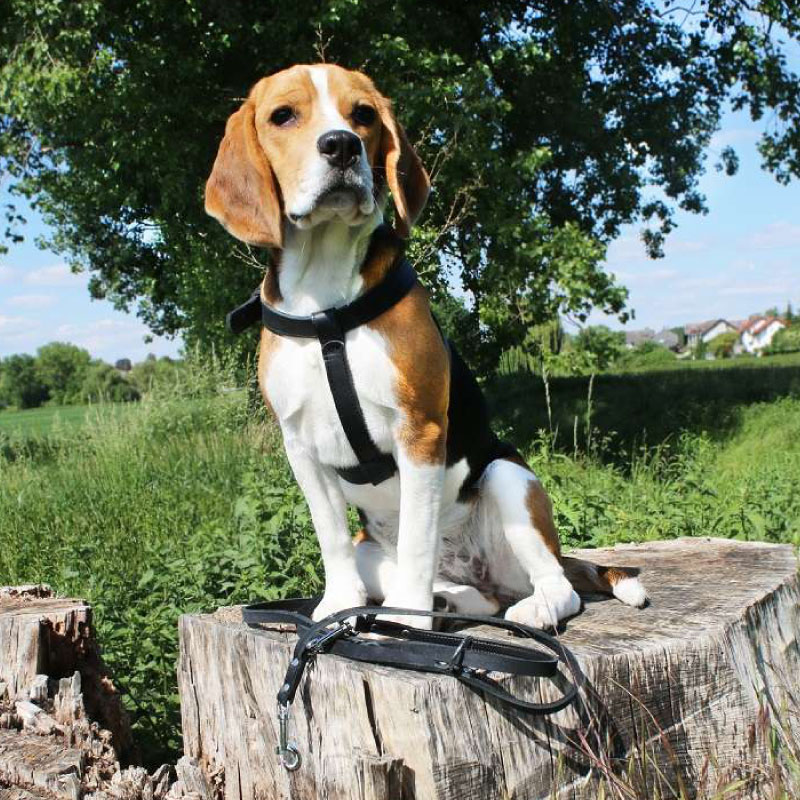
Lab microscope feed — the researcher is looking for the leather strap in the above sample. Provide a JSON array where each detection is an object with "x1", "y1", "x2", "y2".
[
  {"x1": 309, "y1": 309, "x2": 398, "y2": 485},
  {"x1": 259, "y1": 259, "x2": 417, "y2": 338},
  {"x1": 227, "y1": 258, "x2": 417, "y2": 486},
  {"x1": 243, "y1": 599, "x2": 581, "y2": 715}
]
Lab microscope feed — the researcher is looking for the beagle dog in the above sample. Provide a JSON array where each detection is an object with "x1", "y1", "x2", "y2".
[{"x1": 206, "y1": 64, "x2": 647, "y2": 630}]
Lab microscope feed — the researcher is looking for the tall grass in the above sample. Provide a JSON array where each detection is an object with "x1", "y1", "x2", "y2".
[
  {"x1": 0, "y1": 353, "x2": 322, "y2": 762},
  {"x1": 1, "y1": 352, "x2": 798, "y2": 774}
]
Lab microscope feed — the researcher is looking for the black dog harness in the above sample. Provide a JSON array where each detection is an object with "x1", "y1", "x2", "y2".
[
  {"x1": 227, "y1": 258, "x2": 417, "y2": 485},
  {"x1": 243, "y1": 598, "x2": 581, "y2": 771}
]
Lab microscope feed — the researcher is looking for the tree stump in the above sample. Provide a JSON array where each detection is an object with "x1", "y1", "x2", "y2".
[
  {"x1": 178, "y1": 538, "x2": 799, "y2": 800},
  {"x1": 0, "y1": 585, "x2": 134, "y2": 764}
]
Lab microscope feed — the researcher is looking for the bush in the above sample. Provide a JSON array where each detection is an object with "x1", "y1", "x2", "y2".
[
  {"x1": 81, "y1": 363, "x2": 141, "y2": 403},
  {"x1": 615, "y1": 342, "x2": 676, "y2": 371},
  {"x1": 766, "y1": 326, "x2": 800, "y2": 355},
  {"x1": 0, "y1": 354, "x2": 49, "y2": 409},
  {"x1": 708, "y1": 331, "x2": 739, "y2": 359}
]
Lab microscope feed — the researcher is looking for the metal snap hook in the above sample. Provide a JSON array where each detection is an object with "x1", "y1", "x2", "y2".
[{"x1": 276, "y1": 702, "x2": 302, "y2": 772}]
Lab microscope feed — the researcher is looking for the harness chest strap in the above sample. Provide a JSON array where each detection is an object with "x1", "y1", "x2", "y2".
[{"x1": 226, "y1": 258, "x2": 418, "y2": 485}]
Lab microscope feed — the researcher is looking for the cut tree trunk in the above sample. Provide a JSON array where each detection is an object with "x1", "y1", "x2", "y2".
[
  {"x1": 0, "y1": 586, "x2": 134, "y2": 764},
  {"x1": 178, "y1": 538, "x2": 800, "y2": 800},
  {"x1": 0, "y1": 587, "x2": 203, "y2": 800}
]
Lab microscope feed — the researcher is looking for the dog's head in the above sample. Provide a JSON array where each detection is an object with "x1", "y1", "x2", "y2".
[{"x1": 205, "y1": 64, "x2": 430, "y2": 249}]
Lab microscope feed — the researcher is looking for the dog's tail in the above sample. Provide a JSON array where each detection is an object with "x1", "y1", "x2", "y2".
[{"x1": 562, "y1": 556, "x2": 648, "y2": 607}]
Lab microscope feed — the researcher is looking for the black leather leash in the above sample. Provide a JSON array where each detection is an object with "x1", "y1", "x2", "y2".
[
  {"x1": 226, "y1": 259, "x2": 417, "y2": 486},
  {"x1": 243, "y1": 598, "x2": 581, "y2": 771}
]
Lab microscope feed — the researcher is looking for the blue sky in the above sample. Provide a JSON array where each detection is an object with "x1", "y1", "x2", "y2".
[
  {"x1": 1, "y1": 106, "x2": 799, "y2": 362},
  {"x1": 586, "y1": 105, "x2": 800, "y2": 333}
]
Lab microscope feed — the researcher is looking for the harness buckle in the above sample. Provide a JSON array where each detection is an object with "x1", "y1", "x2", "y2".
[
  {"x1": 276, "y1": 702, "x2": 301, "y2": 771},
  {"x1": 306, "y1": 620, "x2": 354, "y2": 655}
]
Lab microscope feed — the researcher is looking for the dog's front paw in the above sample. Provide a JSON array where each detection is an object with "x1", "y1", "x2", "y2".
[
  {"x1": 504, "y1": 575, "x2": 581, "y2": 629},
  {"x1": 312, "y1": 583, "x2": 367, "y2": 622},
  {"x1": 380, "y1": 590, "x2": 434, "y2": 630}
]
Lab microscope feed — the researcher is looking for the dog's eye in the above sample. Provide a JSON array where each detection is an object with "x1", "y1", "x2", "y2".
[
  {"x1": 352, "y1": 105, "x2": 376, "y2": 126},
  {"x1": 270, "y1": 106, "x2": 295, "y2": 126}
]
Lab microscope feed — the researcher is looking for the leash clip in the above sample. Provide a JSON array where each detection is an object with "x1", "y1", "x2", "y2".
[{"x1": 276, "y1": 702, "x2": 301, "y2": 771}]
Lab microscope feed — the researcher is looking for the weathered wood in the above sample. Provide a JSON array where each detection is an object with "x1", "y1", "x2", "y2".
[
  {"x1": 0, "y1": 591, "x2": 221, "y2": 800},
  {"x1": 0, "y1": 587, "x2": 133, "y2": 764},
  {"x1": 178, "y1": 538, "x2": 800, "y2": 800},
  {"x1": 0, "y1": 730, "x2": 83, "y2": 799}
]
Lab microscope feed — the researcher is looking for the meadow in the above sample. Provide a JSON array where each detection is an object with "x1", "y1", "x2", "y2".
[
  {"x1": 0, "y1": 403, "x2": 96, "y2": 435},
  {"x1": 1, "y1": 353, "x2": 799, "y2": 779}
]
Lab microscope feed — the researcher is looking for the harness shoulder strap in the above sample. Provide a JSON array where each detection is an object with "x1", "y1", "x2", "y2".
[{"x1": 227, "y1": 258, "x2": 418, "y2": 486}]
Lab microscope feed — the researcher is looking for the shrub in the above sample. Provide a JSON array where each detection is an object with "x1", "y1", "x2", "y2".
[
  {"x1": 766, "y1": 326, "x2": 800, "y2": 355},
  {"x1": 708, "y1": 331, "x2": 739, "y2": 359},
  {"x1": 81, "y1": 363, "x2": 140, "y2": 403},
  {"x1": 0, "y1": 353, "x2": 49, "y2": 409}
]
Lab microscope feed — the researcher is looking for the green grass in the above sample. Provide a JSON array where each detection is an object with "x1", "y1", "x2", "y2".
[
  {"x1": 0, "y1": 354, "x2": 799, "y2": 771},
  {"x1": 489, "y1": 356, "x2": 800, "y2": 453},
  {"x1": 0, "y1": 404, "x2": 99, "y2": 434}
]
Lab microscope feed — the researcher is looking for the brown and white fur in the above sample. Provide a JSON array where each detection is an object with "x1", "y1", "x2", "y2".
[{"x1": 205, "y1": 64, "x2": 647, "y2": 630}]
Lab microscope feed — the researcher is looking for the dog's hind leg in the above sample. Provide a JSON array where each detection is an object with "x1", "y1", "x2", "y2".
[
  {"x1": 355, "y1": 537, "x2": 500, "y2": 616},
  {"x1": 481, "y1": 458, "x2": 582, "y2": 629}
]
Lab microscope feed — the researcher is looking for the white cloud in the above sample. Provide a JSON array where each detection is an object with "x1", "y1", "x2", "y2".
[
  {"x1": 5, "y1": 293, "x2": 57, "y2": 309},
  {"x1": 0, "y1": 314, "x2": 34, "y2": 333},
  {"x1": 51, "y1": 318, "x2": 181, "y2": 362},
  {"x1": 24, "y1": 263, "x2": 84, "y2": 288},
  {"x1": 743, "y1": 221, "x2": 800, "y2": 250},
  {"x1": 615, "y1": 268, "x2": 679, "y2": 285}
]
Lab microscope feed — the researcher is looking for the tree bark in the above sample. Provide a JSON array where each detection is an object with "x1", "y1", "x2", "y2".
[{"x1": 178, "y1": 538, "x2": 800, "y2": 800}]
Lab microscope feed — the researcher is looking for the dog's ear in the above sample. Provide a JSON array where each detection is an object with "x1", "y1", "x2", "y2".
[
  {"x1": 377, "y1": 97, "x2": 430, "y2": 238},
  {"x1": 205, "y1": 101, "x2": 283, "y2": 248}
]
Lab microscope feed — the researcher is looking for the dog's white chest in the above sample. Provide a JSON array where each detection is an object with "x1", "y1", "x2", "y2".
[{"x1": 264, "y1": 327, "x2": 398, "y2": 464}]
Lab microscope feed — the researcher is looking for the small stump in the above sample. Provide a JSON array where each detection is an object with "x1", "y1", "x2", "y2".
[{"x1": 178, "y1": 538, "x2": 800, "y2": 799}]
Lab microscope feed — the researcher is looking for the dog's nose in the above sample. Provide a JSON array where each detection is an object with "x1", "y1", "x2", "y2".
[{"x1": 317, "y1": 130, "x2": 362, "y2": 169}]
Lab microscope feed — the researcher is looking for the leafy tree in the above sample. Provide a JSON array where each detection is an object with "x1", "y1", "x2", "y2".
[
  {"x1": 709, "y1": 331, "x2": 739, "y2": 359},
  {"x1": 128, "y1": 356, "x2": 182, "y2": 395},
  {"x1": 35, "y1": 342, "x2": 92, "y2": 405},
  {"x1": 785, "y1": 301, "x2": 795, "y2": 323},
  {"x1": 572, "y1": 325, "x2": 626, "y2": 372},
  {"x1": 81, "y1": 362, "x2": 140, "y2": 403},
  {"x1": 3, "y1": 1, "x2": 800, "y2": 368},
  {"x1": 766, "y1": 326, "x2": 800, "y2": 354},
  {"x1": 0, "y1": 354, "x2": 49, "y2": 409},
  {"x1": 616, "y1": 341, "x2": 676, "y2": 371},
  {"x1": 670, "y1": 327, "x2": 687, "y2": 349}
]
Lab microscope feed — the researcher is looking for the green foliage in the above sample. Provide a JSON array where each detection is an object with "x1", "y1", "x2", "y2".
[
  {"x1": 0, "y1": 355, "x2": 321, "y2": 764},
  {"x1": 615, "y1": 341, "x2": 677, "y2": 371},
  {"x1": 2, "y1": 351, "x2": 800, "y2": 766},
  {"x1": 0, "y1": 353, "x2": 48, "y2": 409},
  {"x1": 489, "y1": 354, "x2": 800, "y2": 453},
  {"x1": 128, "y1": 356, "x2": 183, "y2": 395},
  {"x1": 767, "y1": 326, "x2": 800, "y2": 355},
  {"x1": 35, "y1": 342, "x2": 92, "y2": 405},
  {"x1": 571, "y1": 325, "x2": 626, "y2": 372},
  {"x1": 81, "y1": 362, "x2": 141, "y2": 403},
  {"x1": 3, "y1": 1, "x2": 800, "y2": 362},
  {"x1": 708, "y1": 330, "x2": 739, "y2": 359}
]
